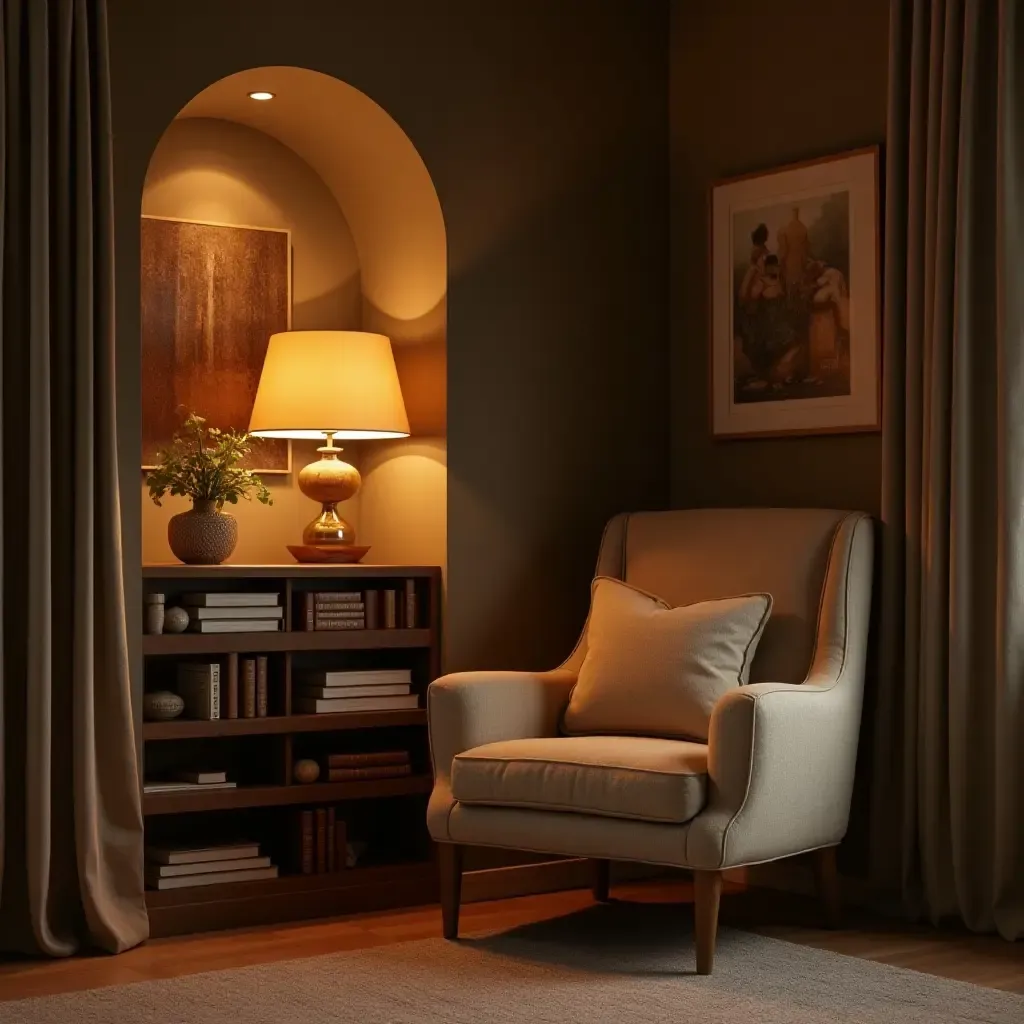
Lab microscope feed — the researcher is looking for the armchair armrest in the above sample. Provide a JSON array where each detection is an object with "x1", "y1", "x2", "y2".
[
  {"x1": 686, "y1": 676, "x2": 862, "y2": 869},
  {"x1": 426, "y1": 669, "x2": 575, "y2": 841}
]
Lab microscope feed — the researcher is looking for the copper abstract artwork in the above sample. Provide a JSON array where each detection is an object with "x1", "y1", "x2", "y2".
[{"x1": 141, "y1": 216, "x2": 292, "y2": 472}]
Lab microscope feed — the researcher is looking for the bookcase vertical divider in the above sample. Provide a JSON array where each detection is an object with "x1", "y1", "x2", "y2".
[
  {"x1": 284, "y1": 651, "x2": 293, "y2": 716},
  {"x1": 428, "y1": 573, "x2": 442, "y2": 682},
  {"x1": 284, "y1": 579, "x2": 294, "y2": 632},
  {"x1": 283, "y1": 733, "x2": 294, "y2": 786}
]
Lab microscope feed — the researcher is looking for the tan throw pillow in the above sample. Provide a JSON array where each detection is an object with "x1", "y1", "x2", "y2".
[{"x1": 562, "y1": 577, "x2": 772, "y2": 742}]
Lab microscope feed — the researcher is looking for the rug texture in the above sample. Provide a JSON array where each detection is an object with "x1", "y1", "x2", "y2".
[{"x1": 2, "y1": 902, "x2": 1021, "y2": 1023}]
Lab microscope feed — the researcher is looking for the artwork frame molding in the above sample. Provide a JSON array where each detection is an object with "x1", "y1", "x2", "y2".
[
  {"x1": 708, "y1": 145, "x2": 881, "y2": 440},
  {"x1": 140, "y1": 214, "x2": 294, "y2": 474}
]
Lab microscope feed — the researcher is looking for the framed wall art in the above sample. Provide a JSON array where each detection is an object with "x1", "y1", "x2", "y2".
[
  {"x1": 709, "y1": 146, "x2": 880, "y2": 438},
  {"x1": 141, "y1": 215, "x2": 293, "y2": 472}
]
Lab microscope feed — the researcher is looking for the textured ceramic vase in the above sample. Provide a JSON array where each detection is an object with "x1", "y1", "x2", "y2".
[{"x1": 168, "y1": 499, "x2": 238, "y2": 565}]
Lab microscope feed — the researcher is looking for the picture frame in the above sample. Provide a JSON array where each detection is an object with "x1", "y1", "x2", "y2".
[
  {"x1": 140, "y1": 215, "x2": 293, "y2": 473},
  {"x1": 709, "y1": 146, "x2": 880, "y2": 439}
]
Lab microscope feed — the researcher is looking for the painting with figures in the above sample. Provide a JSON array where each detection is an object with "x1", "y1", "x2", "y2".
[
  {"x1": 732, "y1": 191, "x2": 850, "y2": 403},
  {"x1": 710, "y1": 148, "x2": 879, "y2": 438}
]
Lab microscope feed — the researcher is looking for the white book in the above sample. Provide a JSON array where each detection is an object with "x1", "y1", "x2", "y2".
[
  {"x1": 172, "y1": 770, "x2": 227, "y2": 785},
  {"x1": 295, "y1": 683, "x2": 411, "y2": 700},
  {"x1": 146, "y1": 865, "x2": 279, "y2": 890},
  {"x1": 146, "y1": 856, "x2": 271, "y2": 880},
  {"x1": 182, "y1": 593, "x2": 280, "y2": 607},
  {"x1": 176, "y1": 663, "x2": 220, "y2": 719},
  {"x1": 187, "y1": 619, "x2": 281, "y2": 633},
  {"x1": 187, "y1": 606, "x2": 284, "y2": 620},
  {"x1": 304, "y1": 668, "x2": 412, "y2": 688},
  {"x1": 143, "y1": 781, "x2": 237, "y2": 793},
  {"x1": 146, "y1": 841, "x2": 260, "y2": 865},
  {"x1": 293, "y1": 694, "x2": 419, "y2": 715}
]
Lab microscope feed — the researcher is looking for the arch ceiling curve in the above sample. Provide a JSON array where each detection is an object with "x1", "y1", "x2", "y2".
[{"x1": 177, "y1": 66, "x2": 446, "y2": 331}]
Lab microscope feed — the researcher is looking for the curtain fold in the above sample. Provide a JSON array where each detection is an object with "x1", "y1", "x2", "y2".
[
  {"x1": 872, "y1": 0, "x2": 1024, "y2": 941},
  {"x1": 0, "y1": 0, "x2": 147, "y2": 955}
]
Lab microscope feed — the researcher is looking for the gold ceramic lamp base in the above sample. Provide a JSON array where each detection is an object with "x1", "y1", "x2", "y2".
[{"x1": 297, "y1": 437, "x2": 361, "y2": 547}]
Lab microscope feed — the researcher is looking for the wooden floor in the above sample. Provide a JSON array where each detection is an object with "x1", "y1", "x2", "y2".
[{"x1": 0, "y1": 879, "x2": 1021, "y2": 1002}]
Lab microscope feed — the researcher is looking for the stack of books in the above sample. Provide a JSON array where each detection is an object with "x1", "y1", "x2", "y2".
[
  {"x1": 324, "y1": 749, "x2": 411, "y2": 782},
  {"x1": 144, "y1": 840, "x2": 278, "y2": 890},
  {"x1": 293, "y1": 807, "x2": 347, "y2": 874},
  {"x1": 301, "y1": 591, "x2": 365, "y2": 631},
  {"x1": 144, "y1": 770, "x2": 236, "y2": 795},
  {"x1": 182, "y1": 592, "x2": 283, "y2": 633},
  {"x1": 293, "y1": 669, "x2": 418, "y2": 715},
  {"x1": 299, "y1": 581, "x2": 419, "y2": 631}
]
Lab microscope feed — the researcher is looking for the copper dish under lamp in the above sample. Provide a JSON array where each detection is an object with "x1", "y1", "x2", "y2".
[{"x1": 249, "y1": 331, "x2": 409, "y2": 563}]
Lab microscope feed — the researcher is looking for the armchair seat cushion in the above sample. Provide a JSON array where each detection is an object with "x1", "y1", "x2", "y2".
[{"x1": 451, "y1": 735, "x2": 708, "y2": 825}]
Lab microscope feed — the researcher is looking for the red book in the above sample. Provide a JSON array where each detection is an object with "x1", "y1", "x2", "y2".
[
  {"x1": 326, "y1": 807, "x2": 336, "y2": 874},
  {"x1": 327, "y1": 751, "x2": 409, "y2": 769},
  {"x1": 403, "y1": 579, "x2": 417, "y2": 629},
  {"x1": 327, "y1": 764, "x2": 412, "y2": 783},
  {"x1": 226, "y1": 653, "x2": 239, "y2": 719},
  {"x1": 256, "y1": 656, "x2": 268, "y2": 717}
]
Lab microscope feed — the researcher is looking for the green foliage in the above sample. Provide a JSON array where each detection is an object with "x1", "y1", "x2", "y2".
[{"x1": 147, "y1": 412, "x2": 273, "y2": 510}]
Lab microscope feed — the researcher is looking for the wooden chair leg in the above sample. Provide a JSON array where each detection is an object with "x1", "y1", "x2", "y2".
[
  {"x1": 591, "y1": 859, "x2": 611, "y2": 902},
  {"x1": 438, "y1": 843, "x2": 464, "y2": 939},
  {"x1": 812, "y1": 845, "x2": 841, "y2": 929},
  {"x1": 693, "y1": 870, "x2": 723, "y2": 975}
]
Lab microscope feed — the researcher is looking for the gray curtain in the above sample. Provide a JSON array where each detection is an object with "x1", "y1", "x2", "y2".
[
  {"x1": 0, "y1": 0, "x2": 148, "y2": 954},
  {"x1": 872, "y1": 0, "x2": 1024, "y2": 940}
]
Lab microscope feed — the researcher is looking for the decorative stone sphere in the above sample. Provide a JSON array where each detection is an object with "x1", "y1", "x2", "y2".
[
  {"x1": 293, "y1": 759, "x2": 320, "y2": 784},
  {"x1": 143, "y1": 690, "x2": 185, "y2": 721},
  {"x1": 163, "y1": 606, "x2": 190, "y2": 633}
]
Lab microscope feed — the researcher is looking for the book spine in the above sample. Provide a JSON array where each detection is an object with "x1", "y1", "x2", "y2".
[
  {"x1": 404, "y1": 579, "x2": 417, "y2": 629},
  {"x1": 300, "y1": 810, "x2": 314, "y2": 874},
  {"x1": 312, "y1": 609, "x2": 364, "y2": 619},
  {"x1": 326, "y1": 751, "x2": 410, "y2": 769},
  {"x1": 302, "y1": 592, "x2": 314, "y2": 632},
  {"x1": 242, "y1": 659, "x2": 257, "y2": 718},
  {"x1": 256, "y1": 656, "x2": 268, "y2": 717},
  {"x1": 334, "y1": 817, "x2": 347, "y2": 872},
  {"x1": 315, "y1": 808, "x2": 327, "y2": 873},
  {"x1": 364, "y1": 590, "x2": 379, "y2": 630},
  {"x1": 314, "y1": 619, "x2": 365, "y2": 631},
  {"x1": 314, "y1": 591, "x2": 363, "y2": 601},
  {"x1": 383, "y1": 590, "x2": 397, "y2": 629},
  {"x1": 326, "y1": 807, "x2": 336, "y2": 874},
  {"x1": 314, "y1": 602, "x2": 365, "y2": 612},
  {"x1": 328, "y1": 764, "x2": 413, "y2": 782},
  {"x1": 226, "y1": 653, "x2": 239, "y2": 720},
  {"x1": 177, "y1": 664, "x2": 220, "y2": 720}
]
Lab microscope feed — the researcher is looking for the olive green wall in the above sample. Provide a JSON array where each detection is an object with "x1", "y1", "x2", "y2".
[
  {"x1": 670, "y1": 0, "x2": 889, "y2": 516},
  {"x1": 110, "y1": 0, "x2": 670, "y2": 693}
]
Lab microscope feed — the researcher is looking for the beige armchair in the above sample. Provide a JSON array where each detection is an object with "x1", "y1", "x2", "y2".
[{"x1": 427, "y1": 508, "x2": 874, "y2": 973}]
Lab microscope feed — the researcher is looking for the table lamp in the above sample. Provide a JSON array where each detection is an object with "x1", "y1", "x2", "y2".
[{"x1": 249, "y1": 331, "x2": 409, "y2": 562}]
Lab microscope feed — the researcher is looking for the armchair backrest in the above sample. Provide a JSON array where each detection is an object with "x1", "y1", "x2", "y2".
[{"x1": 568, "y1": 508, "x2": 868, "y2": 686}]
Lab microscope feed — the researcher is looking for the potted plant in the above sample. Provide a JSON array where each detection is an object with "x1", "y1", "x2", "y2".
[{"x1": 147, "y1": 412, "x2": 273, "y2": 565}]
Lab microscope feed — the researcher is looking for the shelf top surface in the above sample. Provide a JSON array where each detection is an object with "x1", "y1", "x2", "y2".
[{"x1": 142, "y1": 563, "x2": 441, "y2": 580}]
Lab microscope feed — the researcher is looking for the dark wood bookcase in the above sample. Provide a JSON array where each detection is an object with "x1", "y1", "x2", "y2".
[{"x1": 140, "y1": 564, "x2": 442, "y2": 937}]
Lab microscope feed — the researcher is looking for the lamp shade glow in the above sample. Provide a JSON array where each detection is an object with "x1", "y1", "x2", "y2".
[{"x1": 249, "y1": 331, "x2": 410, "y2": 440}]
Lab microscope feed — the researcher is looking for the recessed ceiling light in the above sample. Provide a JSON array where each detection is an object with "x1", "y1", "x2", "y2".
[{"x1": 248, "y1": 91, "x2": 275, "y2": 101}]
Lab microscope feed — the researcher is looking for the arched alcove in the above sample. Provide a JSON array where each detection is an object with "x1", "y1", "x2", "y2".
[{"x1": 140, "y1": 67, "x2": 447, "y2": 573}]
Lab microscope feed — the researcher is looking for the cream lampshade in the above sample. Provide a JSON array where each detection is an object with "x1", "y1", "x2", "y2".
[{"x1": 249, "y1": 331, "x2": 409, "y2": 562}]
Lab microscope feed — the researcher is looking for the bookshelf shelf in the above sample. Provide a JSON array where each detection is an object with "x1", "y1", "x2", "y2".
[
  {"x1": 143, "y1": 708, "x2": 428, "y2": 741},
  {"x1": 144, "y1": 773, "x2": 433, "y2": 815},
  {"x1": 140, "y1": 563, "x2": 441, "y2": 937},
  {"x1": 142, "y1": 628, "x2": 432, "y2": 656},
  {"x1": 145, "y1": 859, "x2": 438, "y2": 937}
]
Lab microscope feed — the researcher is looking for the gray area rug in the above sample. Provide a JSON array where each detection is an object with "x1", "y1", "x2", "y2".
[{"x1": 3, "y1": 902, "x2": 1021, "y2": 1023}]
